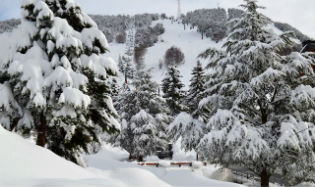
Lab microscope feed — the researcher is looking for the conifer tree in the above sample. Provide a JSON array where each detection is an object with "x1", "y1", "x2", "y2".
[
  {"x1": 197, "y1": 0, "x2": 315, "y2": 186},
  {"x1": 117, "y1": 17, "x2": 136, "y2": 82},
  {"x1": 0, "y1": 0, "x2": 120, "y2": 165},
  {"x1": 168, "y1": 61, "x2": 206, "y2": 159},
  {"x1": 112, "y1": 70, "x2": 169, "y2": 160},
  {"x1": 186, "y1": 61, "x2": 206, "y2": 115},
  {"x1": 162, "y1": 66, "x2": 185, "y2": 115}
]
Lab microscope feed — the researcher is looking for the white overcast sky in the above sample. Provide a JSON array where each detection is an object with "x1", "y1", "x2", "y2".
[{"x1": 0, "y1": 0, "x2": 314, "y2": 38}]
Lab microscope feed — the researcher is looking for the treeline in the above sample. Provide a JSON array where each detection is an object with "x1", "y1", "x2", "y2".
[
  {"x1": 0, "y1": 19, "x2": 20, "y2": 33},
  {"x1": 1, "y1": 10, "x2": 310, "y2": 43},
  {"x1": 90, "y1": 14, "x2": 160, "y2": 43},
  {"x1": 181, "y1": 8, "x2": 311, "y2": 42}
]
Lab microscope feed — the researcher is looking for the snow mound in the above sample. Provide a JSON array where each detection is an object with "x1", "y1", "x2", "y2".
[
  {"x1": 86, "y1": 143, "x2": 245, "y2": 187},
  {"x1": 0, "y1": 126, "x2": 100, "y2": 186},
  {"x1": 0, "y1": 126, "x2": 170, "y2": 187},
  {"x1": 111, "y1": 168, "x2": 171, "y2": 187}
]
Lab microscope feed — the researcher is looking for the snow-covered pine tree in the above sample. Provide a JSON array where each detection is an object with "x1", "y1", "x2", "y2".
[
  {"x1": 133, "y1": 70, "x2": 170, "y2": 148},
  {"x1": 117, "y1": 17, "x2": 136, "y2": 82},
  {"x1": 130, "y1": 109, "x2": 157, "y2": 161},
  {"x1": 186, "y1": 61, "x2": 206, "y2": 115},
  {"x1": 0, "y1": 0, "x2": 120, "y2": 165},
  {"x1": 168, "y1": 112, "x2": 204, "y2": 154},
  {"x1": 168, "y1": 61, "x2": 206, "y2": 158},
  {"x1": 197, "y1": 0, "x2": 315, "y2": 186},
  {"x1": 125, "y1": 17, "x2": 136, "y2": 57},
  {"x1": 112, "y1": 70, "x2": 169, "y2": 160},
  {"x1": 162, "y1": 66, "x2": 186, "y2": 115},
  {"x1": 0, "y1": 0, "x2": 48, "y2": 135},
  {"x1": 278, "y1": 51, "x2": 315, "y2": 183},
  {"x1": 118, "y1": 55, "x2": 136, "y2": 83},
  {"x1": 0, "y1": 0, "x2": 56, "y2": 144},
  {"x1": 46, "y1": 0, "x2": 120, "y2": 165}
]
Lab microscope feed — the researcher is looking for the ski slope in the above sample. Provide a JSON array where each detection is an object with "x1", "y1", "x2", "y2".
[
  {"x1": 145, "y1": 19, "x2": 222, "y2": 88},
  {"x1": 106, "y1": 19, "x2": 287, "y2": 90},
  {"x1": 106, "y1": 19, "x2": 222, "y2": 88}
]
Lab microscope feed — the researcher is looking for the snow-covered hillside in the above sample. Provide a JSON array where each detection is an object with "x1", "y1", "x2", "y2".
[
  {"x1": 0, "y1": 125, "x2": 104, "y2": 186},
  {"x1": 0, "y1": 125, "x2": 247, "y2": 187},
  {"x1": 106, "y1": 19, "x2": 222, "y2": 88},
  {"x1": 106, "y1": 19, "x2": 285, "y2": 89}
]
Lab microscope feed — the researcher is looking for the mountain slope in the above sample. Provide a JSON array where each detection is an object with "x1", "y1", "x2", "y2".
[
  {"x1": 106, "y1": 19, "x2": 221, "y2": 88},
  {"x1": 0, "y1": 126, "x2": 170, "y2": 187},
  {"x1": 106, "y1": 19, "x2": 285, "y2": 89}
]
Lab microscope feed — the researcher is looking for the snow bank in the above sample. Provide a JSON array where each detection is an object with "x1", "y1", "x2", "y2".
[
  {"x1": 0, "y1": 127, "x2": 172, "y2": 187},
  {"x1": 0, "y1": 125, "x2": 99, "y2": 186},
  {"x1": 85, "y1": 143, "x2": 245, "y2": 187}
]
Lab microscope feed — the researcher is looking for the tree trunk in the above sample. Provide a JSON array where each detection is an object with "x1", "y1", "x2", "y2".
[
  {"x1": 125, "y1": 69, "x2": 128, "y2": 84},
  {"x1": 196, "y1": 153, "x2": 199, "y2": 161},
  {"x1": 138, "y1": 156, "x2": 143, "y2": 162},
  {"x1": 260, "y1": 169, "x2": 270, "y2": 187},
  {"x1": 10, "y1": 118, "x2": 20, "y2": 131},
  {"x1": 36, "y1": 113, "x2": 47, "y2": 147},
  {"x1": 129, "y1": 153, "x2": 134, "y2": 160},
  {"x1": 201, "y1": 33, "x2": 204, "y2": 40}
]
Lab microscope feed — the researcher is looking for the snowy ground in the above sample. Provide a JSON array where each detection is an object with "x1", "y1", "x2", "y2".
[
  {"x1": 0, "y1": 125, "x2": 246, "y2": 187},
  {"x1": 85, "y1": 143, "x2": 245, "y2": 187},
  {"x1": 2, "y1": 125, "x2": 314, "y2": 187}
]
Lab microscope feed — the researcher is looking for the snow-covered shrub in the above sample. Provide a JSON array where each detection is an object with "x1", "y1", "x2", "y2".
[
  {"x1": 152, "y1": 23, "x2": 165, "y2": 35},
  {"x1": 164, "y1": 46, "x2": 185, "y2": 67},
  {"x1": 116, "y1": 32, "x2": 126, "y2": 43},
  {"x1": 134, "y1": 47, "x2": 147, "y2": 70},
  {"x1": 205, "y1": 24, "x2": 226, "y2": 42},
  {"x1": 135, "y1": 27, "x2": 158, "y2": 48},
  {"x1": 160, "y1": 13, "x2": 167, "y2": 19},
  {"x1": 103, "y1": 28, "x2": 114, "y2": 43}
]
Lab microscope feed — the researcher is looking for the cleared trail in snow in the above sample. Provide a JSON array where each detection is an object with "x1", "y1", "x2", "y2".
[
  {"x1": 145, "y1": 19, "x2": 221, "y2": 88},
  {"x1": 106, "y1": 19, "x2": 222, "y2": 88}
]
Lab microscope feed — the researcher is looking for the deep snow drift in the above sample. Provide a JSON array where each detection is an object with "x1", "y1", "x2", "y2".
[
  {"x1": 0, "y1": 125, "x2": 245, "y2": 186},
  {"x1": 85, "y1": 144, "x2": 245, "y2": 187},
  {"x1": 0, "y1": 126, "x2": 169, "y2": 187}
]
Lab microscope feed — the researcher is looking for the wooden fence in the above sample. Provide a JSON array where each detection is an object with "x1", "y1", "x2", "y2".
[{"x1": 138, "y1": 161, "x2": 207, "y2": 167}]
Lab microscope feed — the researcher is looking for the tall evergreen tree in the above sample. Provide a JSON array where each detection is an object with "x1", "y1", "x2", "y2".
[
  {"x1": 112, "y1": 70, "x2": 169, "y2": 160},
  {"x1": 197, "y1": 0, "x2": 315, "y2": 186},
  {"x1": 162, "y1": 66, "x2": 185, "y2": 115},
  {"x1": 168, "y1": 61, "x2": 206, "y2": 159},
  {"x1": 0, "y1": 0, "x2": 120, "y2": 165},
  {"x1": 117, "y1": 17, "x2": 136, "y2": 82},
  {"x1": 186, "y1": 60, "x2": 206, "y2": 115}
]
